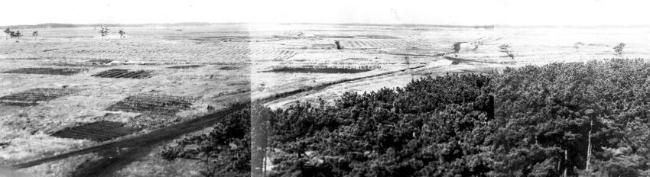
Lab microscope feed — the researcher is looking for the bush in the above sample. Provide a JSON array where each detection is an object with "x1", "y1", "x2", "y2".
[{"x1": 161, "y1": 106, "x2": 252, "y2": 177}]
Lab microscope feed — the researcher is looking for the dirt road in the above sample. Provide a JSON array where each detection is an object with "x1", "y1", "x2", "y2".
[{"x1": 8, "y1": 63, "x2": 432, "y2": 176}]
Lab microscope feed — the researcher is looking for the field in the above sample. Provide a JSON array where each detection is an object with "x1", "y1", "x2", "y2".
[{"x1": 1, "y1": 23, "x2": 650, "y2": 176}]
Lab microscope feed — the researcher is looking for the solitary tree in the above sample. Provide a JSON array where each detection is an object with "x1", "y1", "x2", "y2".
[
  {"x1": 118, "y1": 29, "x2": 126, "y2": 38},
  {"x1": 3, "y1": 28, "x2": 10, "y2": 40},
  {"x1": 334, "y1": 40, "x2": 343, "y2": 50},
  {"x1": 613, "y1": 43, "x2": 625, "y2": 56},
  {"x1": 4, "y1": 28, "x2": 10, "y2": 36},
  {"x1": 100, "y1": 26, "x2": 110, "y2": 37}
]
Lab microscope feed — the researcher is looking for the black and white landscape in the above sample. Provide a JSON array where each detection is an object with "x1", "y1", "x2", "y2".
[{"x1": 1, "y1": 1, "x2": 650, "y2": 177}]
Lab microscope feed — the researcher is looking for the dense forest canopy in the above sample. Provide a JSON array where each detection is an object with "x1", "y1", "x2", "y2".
[{"x1": 163, "y1": 59, "x2": 650, "y2": 177}]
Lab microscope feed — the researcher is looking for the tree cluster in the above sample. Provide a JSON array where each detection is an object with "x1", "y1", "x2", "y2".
[{"x1": 163, "y1": 59, "x2": 650, "y2": 177}]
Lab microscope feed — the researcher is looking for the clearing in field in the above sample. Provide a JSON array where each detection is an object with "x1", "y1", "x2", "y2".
[
  {"x1": 267, "y1": 66, "x2": 379, "y2": 73},
  {"x1": 91, "y1": 69, "x2": 153, "y2": 79},
  {"x1": 106, "y1": 93, "x2": 195, "y2": 115},
  {"x1": 0, "y1": 88, "x2": 76, "y2": 106},
  {"x1": 3, "y1": 68, "x2": 87, "y2": 75},
  {"x1": 51, "y1": 121, "x2": 140, "y2": 142}
]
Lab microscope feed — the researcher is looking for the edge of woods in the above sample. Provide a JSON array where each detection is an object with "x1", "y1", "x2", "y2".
[
  {"x1": 163, "y1": 58, "x2": 650, "y2": 177},
  {"x1": 8, "y1": 63, "x2": 429, "y2": 170}
]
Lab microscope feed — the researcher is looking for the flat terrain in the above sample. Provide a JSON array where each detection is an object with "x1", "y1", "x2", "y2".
[{"x1": 1, "y1": 23, "x2": 649, "y2": 176}]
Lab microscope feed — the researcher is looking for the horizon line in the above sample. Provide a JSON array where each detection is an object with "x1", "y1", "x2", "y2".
[{"x1": 3, "y1": 22, "x2": 650, "y2": 29}]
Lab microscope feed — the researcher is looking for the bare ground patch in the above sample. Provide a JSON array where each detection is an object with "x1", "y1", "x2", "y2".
[
  {"x1": 166, "y1": 65, "x2": 203, "y2": 69},
  {"x1": 106, "y1": 94, "x2": 195, "y2": 115},
  {"x1": 51, "y1": 121, "x2": 140, "y2": 142},
  {"x1": 0, "y1": 88, "x2": 77, "y2": 106},
  {"x1": 3, "y1": 68, "x2": 87, "y2": 75},
  {"x1": 91, "y1": 69, "x2": 153, "y2": 79}
]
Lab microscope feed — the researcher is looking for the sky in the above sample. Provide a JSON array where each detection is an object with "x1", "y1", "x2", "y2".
[{"x1": 1, "y1": 0, "x2": 649, "y2": 26}]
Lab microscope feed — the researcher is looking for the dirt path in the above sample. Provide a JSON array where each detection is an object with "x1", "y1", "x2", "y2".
[
  {"x1": 10, "y1": 103, "x2": 249, "y2": 169},
  {"x1": 8, "y1": 64, "x2": 431, "y2": 176}
]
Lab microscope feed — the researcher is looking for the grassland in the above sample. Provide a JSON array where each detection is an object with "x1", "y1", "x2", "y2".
[{"x1": 1, "y1": 23, "x2": 650, "y2": 176}]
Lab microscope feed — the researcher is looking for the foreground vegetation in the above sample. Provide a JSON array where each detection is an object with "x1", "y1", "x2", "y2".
[{"x1": 163, "y1": 59, "x2": 650, "y2": 176}]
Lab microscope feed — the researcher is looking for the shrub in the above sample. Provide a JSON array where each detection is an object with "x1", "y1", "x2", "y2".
[{"x1": 613, "y1": 43, "x2": 626, "y2": 56}]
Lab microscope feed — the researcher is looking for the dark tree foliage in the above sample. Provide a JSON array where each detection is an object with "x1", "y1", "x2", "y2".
[
  {"x1": 490, "y1": 59, "x2": 650, "y2": 176},
  {"x1": 269, "y1": 73, "x2": 495, "y2": 177},
  {"x1": 161, "y1": 106, "x2": 252, "y2": 177},
  {"x1": 162, "y1": 59, "x2": 650, "y2": 177}
]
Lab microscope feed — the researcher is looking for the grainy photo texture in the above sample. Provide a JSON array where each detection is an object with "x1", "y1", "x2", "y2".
[{"x1": 1, "y1": 0, "x2": 650, "y2": 177}]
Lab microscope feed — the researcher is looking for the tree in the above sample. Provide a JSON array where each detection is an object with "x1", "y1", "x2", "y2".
[
  {"x1": 118, "y1": 29, "x2": 126, "y2": 38},
  {"x1": 613, "y1": 43, "x2": 626, "y2": 56},
  {"x1": 3, "y1": 28, "x2": 10, "y2": 39},
  {"x1": 100, "y1": 26, "x2": 109, "y2": 37}
]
